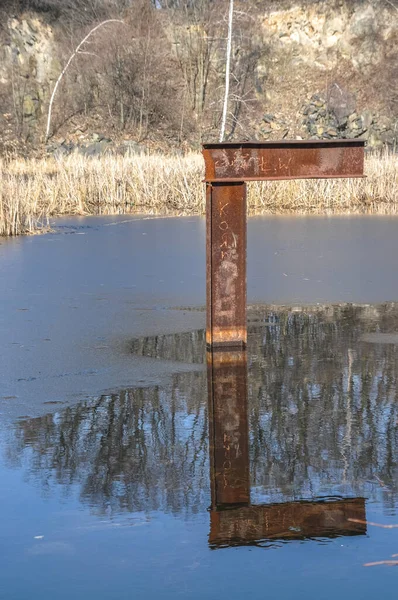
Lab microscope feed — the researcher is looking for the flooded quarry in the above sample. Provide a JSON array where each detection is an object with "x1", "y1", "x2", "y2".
[{"x1": 1, "y1": 215, "x2": 398, "y2": 599}]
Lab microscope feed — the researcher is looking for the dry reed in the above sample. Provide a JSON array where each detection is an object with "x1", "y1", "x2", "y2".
[{"x1": 1, "y1": 150, "x2": 398, "y2": 236}]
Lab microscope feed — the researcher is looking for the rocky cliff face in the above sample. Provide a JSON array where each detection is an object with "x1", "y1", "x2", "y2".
[
  {"x1": 255, "y1": 1, "x2": 398, "y2": 146},
  {"x1": 0, "y1": 14, "x2": 60, "y2": 149},
  {"x1": 0, "y1": 1, "x2": 397, "y2": 153},
  {"x1": 263, "y1": 2, "x2": 395, "y2": 73}
]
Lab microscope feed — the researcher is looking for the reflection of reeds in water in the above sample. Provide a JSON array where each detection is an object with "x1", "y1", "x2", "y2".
[
  {"x1": 131, "y1": 329, "x2": 206, "y2": 364},
  {"x1": 1, "y1": 150, "x2": 398, "y2": 235},
  {"x1": 5, "y1": 304, "x2": 398, "y2": 516}
]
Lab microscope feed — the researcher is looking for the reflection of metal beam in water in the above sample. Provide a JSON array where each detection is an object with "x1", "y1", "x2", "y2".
[
  {"x1": 207, "y1": 349, "x2": 250, "y2": 507},
  {"x1": 209, "y1": 498, "x2": 367, "y2": 549},
  {"x1": 207, "y1": 348, "x2": 367, "y2": 549}
]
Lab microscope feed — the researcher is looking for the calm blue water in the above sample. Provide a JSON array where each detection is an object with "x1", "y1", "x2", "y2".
[
  {"x1": 2, "y1": 215, "x2": 398, "y2": 599},
  {"x1": 1, "y1": 304, "x2": 398, "y2": 600}
]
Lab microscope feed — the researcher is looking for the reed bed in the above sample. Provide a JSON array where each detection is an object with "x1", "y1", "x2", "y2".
[{"x1": 1, "y1": 150, "x2": 398, "y2": 236}]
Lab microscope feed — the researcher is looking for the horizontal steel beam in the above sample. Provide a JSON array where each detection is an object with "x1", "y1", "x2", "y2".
[{"x1": 203, "y1": 139, "x2": 365, "y2": 182}]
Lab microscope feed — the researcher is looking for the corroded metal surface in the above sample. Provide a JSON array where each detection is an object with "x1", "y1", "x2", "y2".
[
  {"x1": 209, "y1": 498, "x2": 367, "y2": 548},
  {"x1": 207, "y1": 349, "x2": 250, "y2": 507},
  {"x1": 206, "y1": 182, "x2": 247, "y2": 348},
  {"x1": 204, "y1": 139, "x2": 365, "y2": 348},
  {"x1": 203, "y1": 140, "x2": 365, "y2": 182}
]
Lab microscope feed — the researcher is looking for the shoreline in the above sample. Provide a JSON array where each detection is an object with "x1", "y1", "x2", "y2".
[{"x1": 1, "y1": 150, "x2": 398, "y2": 236}]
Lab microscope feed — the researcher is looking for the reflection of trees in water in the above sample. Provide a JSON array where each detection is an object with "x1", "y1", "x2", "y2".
[
  {"x1": 7, "y1": 373, "x2": 209, "y2": 515},
  {"x1": 248, "y1": 304, "x2": 398, "y2": 503},
  {"x1": 6, "y1": 304, "x2": 398, "y2": 514}
]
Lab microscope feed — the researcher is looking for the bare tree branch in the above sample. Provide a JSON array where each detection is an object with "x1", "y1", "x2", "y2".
[{"x1": 45, "y1": 19, "x2": 124, "y2": 142}]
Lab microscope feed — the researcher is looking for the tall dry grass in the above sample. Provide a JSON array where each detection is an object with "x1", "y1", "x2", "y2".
[
  {"x1": 1, "y1": 150, "x2": 398, "y2": 236},
  {"x1": 248, "y1": 151, "x2": 398, "y2": 215}
]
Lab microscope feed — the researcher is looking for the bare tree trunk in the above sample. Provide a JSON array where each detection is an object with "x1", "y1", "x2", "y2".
[
  {"x1": 45, "y1": 19, "x2": 124, "y2": 142},
  {"x1": 219, "y1": 0, "x2": 233, "y2": 143},
  {"x1": 138, "y1": 24, "x2": 152, "y2": 141}
]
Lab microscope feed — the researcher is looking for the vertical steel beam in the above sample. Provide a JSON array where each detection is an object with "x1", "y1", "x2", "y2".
[
  {"x1": 206, "y1": 182, "x2": 247, "y2": 348},
  {"x1": 207, "y1": 349, "x2": 250, "y2": 508}
]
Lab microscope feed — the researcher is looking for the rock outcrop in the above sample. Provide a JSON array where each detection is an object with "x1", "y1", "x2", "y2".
[
  {"x1": 0, "y1": 16, "x2": 58, "y2": 145},
  {"x1": 255, "y1": 1, "x2": 397, "y2": 148},
  {"x1": 263, "y1": 2, "x2": 396, "y2": 74}
]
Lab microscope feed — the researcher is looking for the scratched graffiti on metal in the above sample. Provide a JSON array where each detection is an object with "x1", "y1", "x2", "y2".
[
  {"x1": 207, "y1": 182, "x2": 247, "y2": 347},
  {"x1": 203, "y1": 140, "x2": 365, "y2": 182},
  {"x1": 204, "y1": 140, "x2": 365, "y2": 348},
  {"x1": 215, "y1": 203, "x2": 238, "y2": 322}
]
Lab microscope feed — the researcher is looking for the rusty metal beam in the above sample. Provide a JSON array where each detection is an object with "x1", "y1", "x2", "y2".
[
  {"x1": 206, "y1": 182, "x2": 247, "y2": 348},
  {"x1": 203, "y1": 139, "x2": 365, "y2": 182},
  {"x1": 203, "y1": 139, "x2": 365, "y2": 348}
]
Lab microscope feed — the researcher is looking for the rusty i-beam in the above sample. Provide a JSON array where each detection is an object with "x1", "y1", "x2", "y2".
[{"x1": 203, "y1": 139, "x2": 365, "y2": 348}]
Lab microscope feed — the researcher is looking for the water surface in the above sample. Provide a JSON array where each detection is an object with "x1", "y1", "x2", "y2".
[{"x1": 1, "y1": 216, "x2": 398, "y2": 599}]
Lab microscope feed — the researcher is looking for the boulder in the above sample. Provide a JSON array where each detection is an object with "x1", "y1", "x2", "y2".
[
  {"x1": 348, "y1": 5, "x2": 377, "y2": 39},
  {"x1": 23, "y1": 95, "x2": 36, "y2": 118},
  {"x1": 327, "y1": 84, "x2": 356, "y2": 126},
  {"x1": 361, "y1": 110, "x2": 373, "y2": 130}
]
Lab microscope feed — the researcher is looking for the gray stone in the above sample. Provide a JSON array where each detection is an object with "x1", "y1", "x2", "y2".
[
  {"x1": 121, "y1": 141, "x2": 147, "y2": 156},
  {"x1": 359, "y1": 130, "x2": 370, "y2": 141},
  {"x1": 368, "y1": 132, "x2": 384, "y2": 148},
  {"x1": 352, "y1": 38, "x2": 384, "y2": 71},
  {"x1": 79, "y1": 140, "x2": 112, "y2": 157},
  {"x1": 326, "y1": 128, "x2": 338, "y2": 137},
  {"x1": 263, "y1": 113, "x2": 275, "y2": 123},
  {"x1": 327, "y1": 84, "x2": 356, "y2": 124},
  {"x1": 380, "y1": 129, "x2": 396, "y2": 144},
  {"x1": 350, "y1": 120, "x2": 361, "y2": 130},
  {"x1": 361, "y1": 110, "x2": 373, "y2": 130},
  {"x1": 349, "y1": 5, "x2": 377, "y2": 39},
  {"x1": 303, "y1": 105, "x2": 317, "y2": 115},
  {"x1": 323, "y1": 15, "x2": 345, "y2": 37},
  {"x1": 348, "y1": 112, "x2": 358, "y2": 124},
  {"x1": 377, "y1": 116, "x2": 392, "y2": 131}
]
